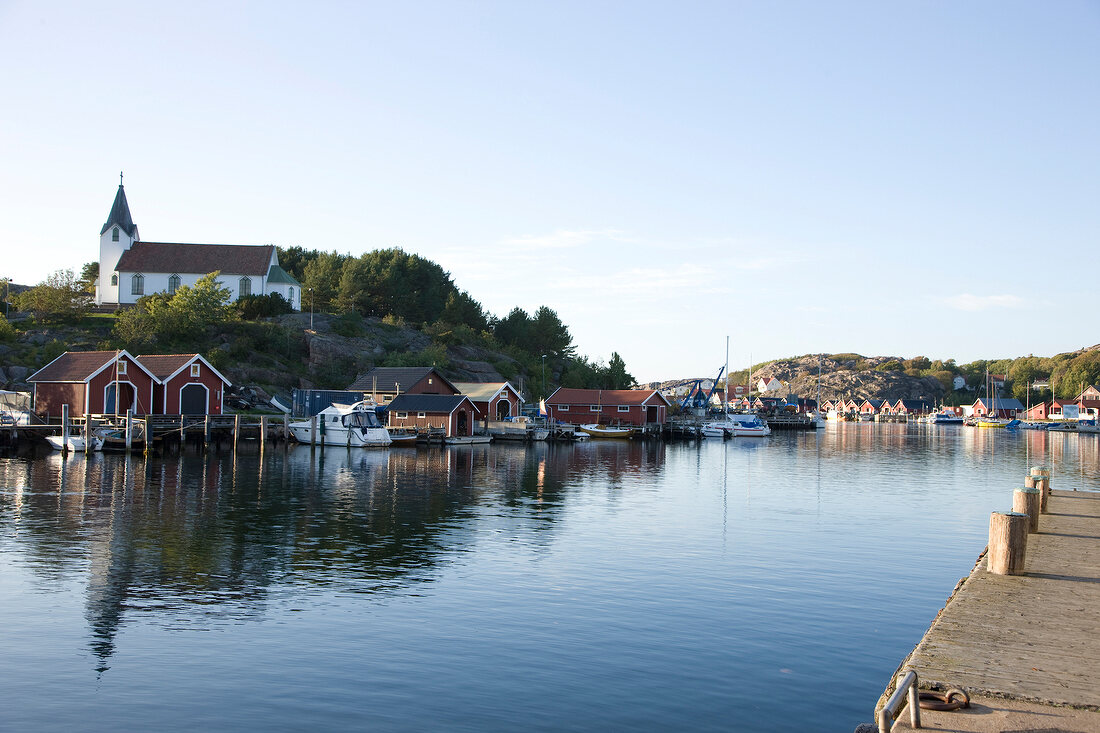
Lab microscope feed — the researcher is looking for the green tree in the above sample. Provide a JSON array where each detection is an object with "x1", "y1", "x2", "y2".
[
  {"x1": 337, "y1": 249, "x2": 454, "y2": 323},
  {"x1": 301, "y1": 251, "x2": 349, "y2": 314},
  {"x1": 276, "y1": 245, "x2": 319, "y2": 283},
  {"x1": 77, "y1": 262, "x2": 99, "y2": 295},
  {"x1": 114, "y1": 272, "x2": 233, "y2": 350},
  {"x1": 494, "y1": 307, "x2": 532, "y2": 347},
  {"x1": 530, "y1": 306, "x2": 575, "y2": 358},
  {"x1": 14, "y1": 269, "x2": 89, "y2": 322},
  {"x1": 605, "y1": 352, "x2": 635, "y2": 389}
]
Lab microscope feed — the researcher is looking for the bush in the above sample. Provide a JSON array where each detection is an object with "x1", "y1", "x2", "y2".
[
  {"x1": 235, "y1": 293, "x2": 293, "y2": 320},
  {"x1": 0, "y1": 314, "x2": 16, "y2": 342},
  {"x1": 331, "y1": 312, "x2": 365, "y2": 337}
]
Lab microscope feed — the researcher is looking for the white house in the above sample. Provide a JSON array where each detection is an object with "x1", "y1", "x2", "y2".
[
  {"x1": 95, "y1": 178, "x2": 301, "y2": 310},
  {"x1": 757, "y1": 377, "x2": 783, "y2": 393}
]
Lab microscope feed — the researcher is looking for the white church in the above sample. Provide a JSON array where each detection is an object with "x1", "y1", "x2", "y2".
[{"x1": 95, "y1": 178, "x2": 301, "y2": 311}]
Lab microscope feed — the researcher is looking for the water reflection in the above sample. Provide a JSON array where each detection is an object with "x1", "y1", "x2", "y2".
[
  {"x1": 0, "y1": 441, "x2": 669, "y2": 672},
  {"x1": 2, "y1": 428, "x2": 1099, "y2": 731}
]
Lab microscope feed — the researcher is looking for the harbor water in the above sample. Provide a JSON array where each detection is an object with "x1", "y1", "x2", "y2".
[{"x1": 2, "y1": 424, "x2": 1097, "y2": 732}]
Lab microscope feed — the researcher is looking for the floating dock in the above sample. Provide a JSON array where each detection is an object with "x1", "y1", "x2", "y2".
[{"x1": 873, "y1": 488, "x2": 1100, "y2": 732}]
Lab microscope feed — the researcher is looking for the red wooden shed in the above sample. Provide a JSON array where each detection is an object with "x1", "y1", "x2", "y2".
[
  {"x1": 28, "y1": 350, "x2": 158, "y2": 417},
  {"x1": 138, "y1": 354, "x2": 232, "y2": 415}
]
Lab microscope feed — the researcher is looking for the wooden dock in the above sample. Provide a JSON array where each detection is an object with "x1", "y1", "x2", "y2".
[{"x1": 873, "y1": 488, "x2": 1100, "y2": 732}]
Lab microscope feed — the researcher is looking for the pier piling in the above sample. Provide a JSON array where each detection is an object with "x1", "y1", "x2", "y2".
[
  {"x1": 988, "y1": 511, "x2": 1028, "y2": 575},
  {"x1": 1012, "y1": 487, "x2": 1041, "y2": 533},
  {"x1": 61, "y1": 404, "x2": 70, "y2": 453}
]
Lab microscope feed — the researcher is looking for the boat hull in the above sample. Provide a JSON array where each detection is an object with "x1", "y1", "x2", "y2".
[
  {"x1": 288, "y1": 424, "x2": 392, "y2": 447},
  {"x1": 578, "y1": 424, "x2": 634, "y2": 439}
]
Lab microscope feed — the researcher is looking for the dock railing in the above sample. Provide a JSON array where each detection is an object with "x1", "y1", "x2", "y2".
[{"x1": 877, "y1": 669, "x2": 921, "y2": 732}]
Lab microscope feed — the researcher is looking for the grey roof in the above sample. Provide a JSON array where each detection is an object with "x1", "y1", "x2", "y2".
[
  {"x1": 101, "y1": 184, "x2": 137, "y2": 237},
  {"x1": 453, "y1": 381, "x2": 516, "y2": 402},
  {"x1": 977, "y1": 396, "x2": 1025, "y2": 410},
  {"x1": 348, "y1": 367, "x2": 457, "y2": 394},
  {"x1": 386, "y1": 394, "x2": 471, "y2": 414}
]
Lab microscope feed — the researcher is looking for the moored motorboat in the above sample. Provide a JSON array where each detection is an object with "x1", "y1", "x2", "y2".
[
  {"x1": 288, "y1": 401, "x2": 392, "y2": 447},
  {"x1": 45, "y1": 433, "x2": 104, "y2": 452},
  {"x1": 701, "y1": 412, "x2": 771, "y2": 437},
  {"x1": 928, "y1": 411, "x2": 964, "y2": 424},
  {"x1": 578, "y1": 423, "x2": 634, "y2": 439}
]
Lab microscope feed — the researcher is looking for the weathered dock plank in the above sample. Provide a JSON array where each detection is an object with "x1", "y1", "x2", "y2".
[{"x1": 874, "y1": 489, "x2": 1100, "y2": 732}]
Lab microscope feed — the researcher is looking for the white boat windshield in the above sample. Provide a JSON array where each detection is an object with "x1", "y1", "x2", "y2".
[{"x1": 347, "y1": 411, "x2": 382, "y2": 429}]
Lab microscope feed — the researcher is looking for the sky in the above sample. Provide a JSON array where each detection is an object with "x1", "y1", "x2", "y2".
[{"x1": 1, "y1": 1, "x2": 1097, "y2": 382}]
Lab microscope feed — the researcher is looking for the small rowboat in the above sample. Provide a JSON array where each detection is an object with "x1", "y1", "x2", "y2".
[{"x1": 578, "y1": 424, "x2": 634, "y2": 439}]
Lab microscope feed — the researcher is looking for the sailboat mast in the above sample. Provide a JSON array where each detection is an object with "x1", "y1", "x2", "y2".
[{"x1": 724, "y1": 336, "x2": 729, "y2": 414}]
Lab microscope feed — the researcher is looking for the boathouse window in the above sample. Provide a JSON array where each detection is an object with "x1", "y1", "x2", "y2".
[
  {"x1": 590, "y1": 405, "x2": 600, "y2": 412},
  {"x1": 112, "y1": 227, "x2": 119, "y2": 242},
  {"x1": 190, "y1": 364, "x2": 200, "y2": 377},
  {"x1": 131, "y1": 273, "x2": 144, "y2": 295},
  {"x1": 168, "y1": 274, "x2": 181, "y2": 294},
  {"x1": 417, "y1": 412, "x2": 426, "y2": 419},
  {"x1": 395, "y1": 412, "x2": 408, "y2": 419},
  {"x1": 117, "y1": 361, "x2": 127, "y2": 375},
  {"x1": 618, "y1": 406, "x2": 630, "y2": 412},
  {"x1": 111, "y1": 273, "x2": 118, "y2": 286},
  {"x1": 559, "y1": 405, "x2": 569, "y2": 411},
  {"x1": 239, "y1": 277, "x2": 252, "y2": 297}
]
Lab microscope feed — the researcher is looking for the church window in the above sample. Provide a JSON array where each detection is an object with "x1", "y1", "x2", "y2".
[
  {"x1": 288, "y1": 287, "x2": 294, "y2": 303},
  {"x1": 131, "y1": 274, "x2": 144, "y2": 295},
  {"x1": 112, "y1": 227, "x2": 119, "y2": 242},
  {"x1": 111, "y1": 273, "x2": 118, "y2": 286},
  {"x1": 239, "y1": 277, "x2": 252, "y2": 297},
  {"x1": 168, "y1": 274, "x2": 181, "y2": 294}
]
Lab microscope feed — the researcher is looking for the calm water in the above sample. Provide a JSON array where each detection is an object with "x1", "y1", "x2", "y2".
[{"x1": 2, "y1": 424, "x2": 1098, "y2": 732}]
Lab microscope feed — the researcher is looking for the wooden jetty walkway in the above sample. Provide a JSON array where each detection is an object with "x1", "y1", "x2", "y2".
[{"x1": 871, "y1": 487, "x2": 1100, "y2": 732}]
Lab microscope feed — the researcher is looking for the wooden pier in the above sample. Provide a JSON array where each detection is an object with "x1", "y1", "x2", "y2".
[{"x1": 873, "y1": 488, "x2": 1100, "y2": 732}]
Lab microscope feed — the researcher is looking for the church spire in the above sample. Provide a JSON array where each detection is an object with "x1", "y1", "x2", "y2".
[{"x1": 100, "y1": 175, "x2": 137, "y2": 237}]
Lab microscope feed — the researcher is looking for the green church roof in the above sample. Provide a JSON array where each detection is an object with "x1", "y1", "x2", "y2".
[{"x1": 266, "y1": 264, "x2": 300, "y2": 285}]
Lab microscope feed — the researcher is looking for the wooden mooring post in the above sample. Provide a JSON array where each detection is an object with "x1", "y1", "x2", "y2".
[
  {"x1": 988, "y1": 511, "x2": 1028, "y2": 575},
  {"x1": 61, "y1": 404, "x2": 70, "y2": 454},
  {"x1": 260, "y1": 415, "x2": 267, "y2": 452},
  {"x1": 233, "y1": 413, "x2": 241, "y2": 451},
  {"x1": 1013, "y1": 487, "x2": 1041, "y2": 533},
  {"x1": 125, "y1": 408, "x2": 133, "y2": 452},
  {"x1": 144, "y1": 415, "x2": 152, "y2": 455},
  {"x1": 310, "y1": 415, "x2": 317, "y2": 450}
]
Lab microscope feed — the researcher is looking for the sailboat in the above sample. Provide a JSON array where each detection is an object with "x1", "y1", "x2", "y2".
[
  {"x1": 700, "y1": 339, "x2": 772, "y2": 438},
  {"x1": 975, "y1": 369, "x2": 1010, "y2": 428}
]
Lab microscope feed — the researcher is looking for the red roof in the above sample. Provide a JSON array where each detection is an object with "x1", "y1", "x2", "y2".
[
  {"x1": 547, "y1": 388, "x2": 669, "y2": 406},
  {"x1": 29, "y1": 351, "x2": 120, "y2": 383},
  {"x1": 136, "y1": 354, "x2": 198, "y2": 379},
  {"x1": 113, "y1": 242, "x2": 274, "y2": 276},
  {"x1": 137, "y1": 353, "x2": 232, "y2": 386}
]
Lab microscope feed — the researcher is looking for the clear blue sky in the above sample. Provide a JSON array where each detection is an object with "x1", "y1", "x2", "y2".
[{"x1": 2, "y1": 1, "x2": 1097, "y2": 382}]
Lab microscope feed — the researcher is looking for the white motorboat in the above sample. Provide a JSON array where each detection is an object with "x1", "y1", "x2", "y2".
[
  {"x1": 702, "y1": 412, "x2": 771, "y2": 437},
  {"x1": 928, "y1": 411, "x2": 964, "y2": 424},
  {"x1": 46, "y1": 433, "x2": 104, "y2": 452},
  {"x1": 289, "y1": 401, "x2": 392, "y2": 447},
  {"x1": 578, "y1": 423, "x2": 634, "y2": 439}
]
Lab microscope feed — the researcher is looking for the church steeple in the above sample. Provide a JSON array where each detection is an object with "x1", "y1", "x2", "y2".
[
  {"x1": 96, "y1": 173, "x2": 139, "y2": 307},
  {"x1": 100, "y1": 172, "x2": 137, "y2": 238}
]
